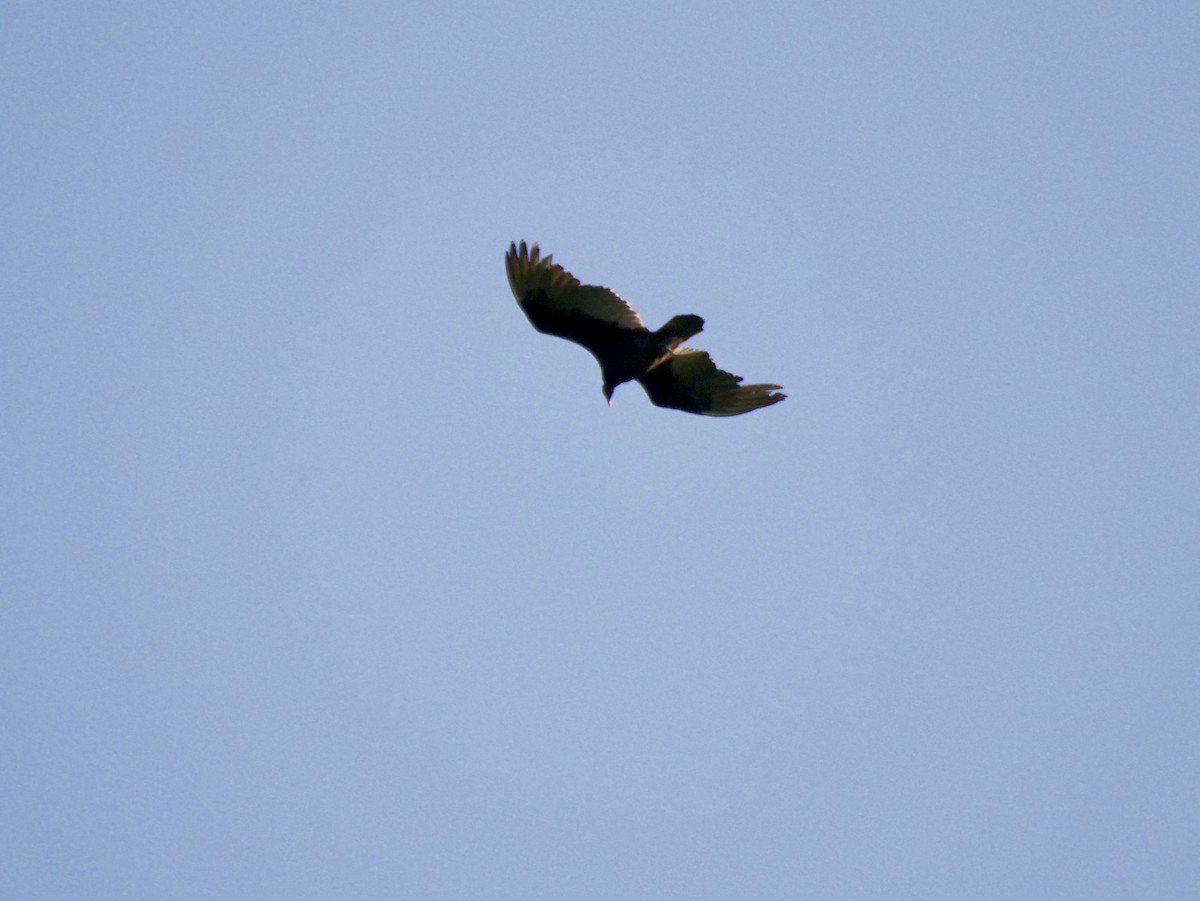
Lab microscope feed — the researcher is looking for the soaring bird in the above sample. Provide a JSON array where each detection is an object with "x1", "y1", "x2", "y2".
[{"x1": 504, "y1": 241, "x2": 785, "y2": 416}]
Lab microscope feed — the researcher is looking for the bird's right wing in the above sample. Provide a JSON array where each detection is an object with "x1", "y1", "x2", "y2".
[
  {"x1": 505, "y1": 242, "x2": 645, "y2": 351},
  {"x1": 637, "y1": 348, "x2": 785, "y2": 416}
]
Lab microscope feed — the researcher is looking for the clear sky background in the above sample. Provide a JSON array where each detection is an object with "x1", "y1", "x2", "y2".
[{"x1": 3, "y1": 2, "x2": 1197, "y2": 898}]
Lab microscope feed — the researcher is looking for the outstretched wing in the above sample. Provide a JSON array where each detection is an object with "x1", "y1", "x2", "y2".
[
  {"x1": 505, "y1": 242, "x2": 645, "y2": 357},
  {"x1": 637, "y1": 348, "x2": 785, "y2": 416}
]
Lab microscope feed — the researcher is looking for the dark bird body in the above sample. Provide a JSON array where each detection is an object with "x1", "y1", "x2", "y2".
[{"x1": 505, "y1": 241, "x2": 785, "y2": 416}]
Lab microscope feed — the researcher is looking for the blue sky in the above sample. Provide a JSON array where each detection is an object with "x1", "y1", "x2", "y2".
[{"x1": 3, "y1": 1, "x2": 1197, "y2": 898}]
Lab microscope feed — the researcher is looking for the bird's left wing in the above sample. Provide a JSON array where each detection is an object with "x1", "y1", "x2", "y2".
[
  {"x1": 637, "y1": 348, "x2": 785, "y2": 416},
  {"x1": 505, "y1": 241, "x2": 645, "y2": 346}
]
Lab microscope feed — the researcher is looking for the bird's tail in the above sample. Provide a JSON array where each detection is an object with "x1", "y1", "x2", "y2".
[{"x1": 656, "y1": 314, "x2": 704, "y2": 348}]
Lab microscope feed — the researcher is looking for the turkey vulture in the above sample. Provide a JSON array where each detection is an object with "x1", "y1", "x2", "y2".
[{"x1": 504, "y1": 241, "x2": 785, "y2": 416}]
